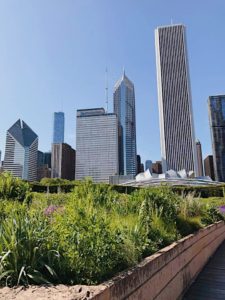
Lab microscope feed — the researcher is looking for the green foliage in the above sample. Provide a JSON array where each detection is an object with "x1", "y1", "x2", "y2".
[
  {"x1": 172, "y1": 185, "x2": 225, "y2": 198},
  {"x1": 0, "y1": 208, "x2": 60, "y2": 286},
  {"x1": 0, "y1": 172, "x2": 30, "y2": 201},
  {"x1": 0, "y1": 177, "x2": 224, "y2": 287},
  {"x1": 176, "y1": 216, "x2": 202, "y2": 236},
  {"x1": 201, "y1": 206, "x2": 225, "y2": 225}
]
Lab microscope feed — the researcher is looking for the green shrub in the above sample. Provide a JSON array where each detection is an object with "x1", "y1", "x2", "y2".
[
  {"x1": 0, "y1": 172, "x2": 30, "y2": 201},
  {"x1": 201, "y1": 206, "x2": 225, "y2": 225},
  {"x1": 176, "y1": 215, "x2": 202, "y2": 237}
]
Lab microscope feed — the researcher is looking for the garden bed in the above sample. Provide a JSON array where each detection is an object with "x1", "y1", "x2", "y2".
[{"x1": 0, "y1": 174, "x2": 225, "y2": 294}]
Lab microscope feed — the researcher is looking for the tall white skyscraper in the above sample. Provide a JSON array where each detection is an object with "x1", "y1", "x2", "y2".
[
  {"x1": 113, "y1": 71, "x2": 137, "y2": 176},
  {"x1": 155, "y1": 24, "x2": 197, "y2": 173},
  {"x1": 3, "y1": 119, "x2": 38, "y2": 181},
  {"x1": 76, "y1": 108, "x2": 118, "y2": 183}
]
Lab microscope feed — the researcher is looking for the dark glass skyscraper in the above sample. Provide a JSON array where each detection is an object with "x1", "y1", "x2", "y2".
[
  {"x1": 113, "y1": 71, "x2": 137, "y2": 176},
  {"x1": 53, "y1": 112, "x2": 64, "y2": 144},
  {"x1": 155, "y1": 24, "x2": 197, "y2": 173},
  {"x1": 208, "y1": 95, "x2": 225, "y2": 182}
]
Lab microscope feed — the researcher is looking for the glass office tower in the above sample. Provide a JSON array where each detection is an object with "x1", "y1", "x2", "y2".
[
  {"x1": 4, "y1": 119, "x2": 38, "y2": 181},
  {"x1": 208, "y1": 95, "x2": 225, "y2": 182},
  {"x1": 76, "y1": 108, "x2": 118, "y2": 183},
  {"x1": 53, "y1": 112, "x2": 64, "y2": 144},
  {"x1": 155, "y1": 24, "x2": 197, "y2": 173},
  {"x1": 113, "y1": 71, "x2": 137, "y2": 176}
]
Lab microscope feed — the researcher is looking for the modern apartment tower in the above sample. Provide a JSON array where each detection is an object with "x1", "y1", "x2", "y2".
[
  {"x1": 76, "y1": 108, "x2": 118, "y2": 183},
  {"x1": 53, "y1": 112, "x2": 64, "y2": 144},
  {"x1": 113, "y1": 71, "x2": 137, "y2": 176},
  {"x1": 196, "y1": 140, "x2": 204, "y2": 177},
  {"x1": 155, "y1": 24, "x2": 197, "y2": 174},
  {"x1": 208, "y1": 95, "x2": 225, "y2": 182},
  {"x1": 3, "y1": 119, "x2": 38, "y2": 181}
]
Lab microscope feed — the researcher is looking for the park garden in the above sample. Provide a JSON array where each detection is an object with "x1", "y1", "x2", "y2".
[{"x1": 0, "y1": 172, "x2": 224, "y2": 287}]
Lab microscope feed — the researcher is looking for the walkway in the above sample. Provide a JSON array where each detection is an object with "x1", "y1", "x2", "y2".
[{"x1": 183, "y1": 241, "x2": 225, "y2": 299}]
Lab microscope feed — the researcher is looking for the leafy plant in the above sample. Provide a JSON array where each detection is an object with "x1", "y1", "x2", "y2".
[{"x1": 0, "y1": 172, "x2": 30, "y2": 201}]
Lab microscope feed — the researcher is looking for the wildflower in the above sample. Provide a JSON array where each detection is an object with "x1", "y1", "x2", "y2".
[
  {"x1": 218, "y1": 205, "x2": 225, "y2": 214},
  {"x1": 44, "y1": 205, "x2": 58, "y2": 216}
]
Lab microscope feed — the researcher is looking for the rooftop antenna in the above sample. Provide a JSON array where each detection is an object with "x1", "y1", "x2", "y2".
[
  {"x1": 105, "y1": 67, "x2": 109, "y2": 113},
  {"x1": 171, "y1": 18, "x2": 173, "y2": 25}
]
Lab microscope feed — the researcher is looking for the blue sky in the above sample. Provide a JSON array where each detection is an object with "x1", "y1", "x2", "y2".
[{"x1": 0, "y1": 0, "x2": 225, "y2": 165}]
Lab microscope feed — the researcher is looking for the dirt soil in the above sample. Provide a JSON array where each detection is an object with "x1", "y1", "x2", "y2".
[{"x1": 0, "y1": 284, "x2": 105, "y2": 300}]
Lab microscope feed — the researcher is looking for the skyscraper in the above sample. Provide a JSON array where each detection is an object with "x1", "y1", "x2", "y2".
[
  {"x1": 37, "y1": 151, "x2": 51, "y2": 181},
  {"x1": 152, "y1": 161, "x2": 162, "y2": 174},
  {"x1": 208, "y1": 95, "x2": 225, "y2": 182},
  {"x1": 3, "y1": 119, "x2": 38, "y2": 181},
  {"x1": 145, "y1": 160, "x2": 152, "y2": 172},
  {"x1": 155, "y1": 24, "x2": 197, "y2": 174},
  {"x1": 137, "y1": 155, "x2": 144, "y2": 174},
  {"x1": 53, "y1": 112, "x2": 64, "y2": 144},
  {"x1": 76, "y1": 108, "x2": 118, "y2": 183},
  {"x1": 113, "y1": 71, "x2": 137, "y2": 176},
  {"x1": 196, "y1": 140, "x2": 204, "y2": 177},
  {"x1": 51, "y1": 143, "x2": 75, "y2": 180},
  {"x1": 204, "y1": 155, "x2": 215, "y2": 181}
]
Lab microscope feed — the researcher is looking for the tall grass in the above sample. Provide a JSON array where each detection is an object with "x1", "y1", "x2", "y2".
[{"x1": 0, "y1": 175, "x2": 224, "y2": 286}]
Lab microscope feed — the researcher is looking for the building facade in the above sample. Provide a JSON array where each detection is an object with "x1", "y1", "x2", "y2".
[
  {"x1": 196, "y1": 140, "x2": 204, "y2": 177},
  {"x1": 208, "y1": 95, "x2": 225, "y2": 182},
  {"x1": 204, "y1": 155, "x2": 215, "y2": 181},
  {"x1": 137, "y1": 155, "x2": 144, "y2": 174},
  {"x1": 3, "y1": 119, "x2": 38, "y2": 181},
  {"x1": 53, "y1": 112, "x2": 64, "y2": 144},
  {"x1": 76, "y1": 108, "x2": 118, "y2": 183},
  {"x1": 51, "y1": 143, "x2": 75, "y2": 180},
  {"x1": 152, "y1": 161, "x2": 162, "y2": 174},
  {"x1": 155, "y1": 24, "x2": 197, "y2": 173},
  {"x1": 113, "y1": 71, "x2": 137, "y2": 176},
  {"x1": 37, "y1": 150, "x2": 51, "y2": 181},
  {"x1": 145, "y1": 160, "x2": 152, "y2": 172}
]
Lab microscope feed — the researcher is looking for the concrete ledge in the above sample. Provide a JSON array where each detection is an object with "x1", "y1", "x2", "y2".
[{"x1": 91, "y1": 221, "x2": 225, "y2": 300}]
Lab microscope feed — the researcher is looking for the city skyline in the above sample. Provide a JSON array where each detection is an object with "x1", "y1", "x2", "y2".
[{"x1": 0, "y1": 1, "x2": 225, "y2": 165}]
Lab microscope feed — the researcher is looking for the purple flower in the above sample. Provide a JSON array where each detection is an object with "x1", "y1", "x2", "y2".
[
  {"x1": 44, "y1": 205, "x2": 58, "y2": 216},
  {"x1": 218, "y1": 205, "x2": 225, "y2": 214}
]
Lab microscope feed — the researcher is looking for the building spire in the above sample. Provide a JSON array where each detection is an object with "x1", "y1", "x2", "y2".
[
  {"x1": 123, "y1": 67, "x2": 125, "y2": 78},
  {"x1": 105, "y1": 67, "x2": 108, "y2": 112}
]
